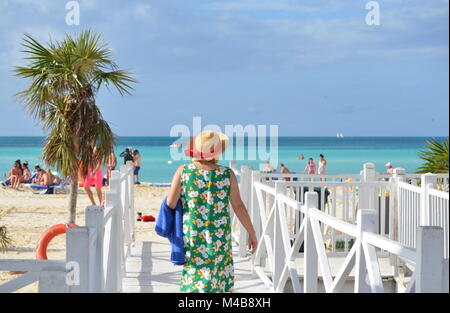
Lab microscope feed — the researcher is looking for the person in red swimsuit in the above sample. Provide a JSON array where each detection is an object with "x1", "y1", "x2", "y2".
[{"x1": 80, "y1": 153, "x2": 104, "y2": 206}]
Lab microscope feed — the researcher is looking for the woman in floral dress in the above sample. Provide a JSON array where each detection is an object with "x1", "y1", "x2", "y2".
[{"x1": 166, "y1": 131, "x2": 258, "y2": 293}]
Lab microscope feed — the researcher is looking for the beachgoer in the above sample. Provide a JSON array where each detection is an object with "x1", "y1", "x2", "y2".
[
  {"x1": 280, "y1": 163, "x2": 291, "y2": 181},
  {"x1": 297, "y1": 154, "x2": 305, "y2": 160},
  {"x1": 120, "y1": 148, "x2": 134, "y2": 165},
  {"x1": 385, "y1": 162, "x2": 394, "y2": 175},
  {"x1": 262, "y1": 161, "x2": 275, "y2": 173},
  {"x1": 304, "y1": 158, "x2": 317, "y2": 175},
  {"x1": 133, "y1": 150, "x2": 142, "y2": 184},
  {"x1": 318, "y1": 154, "x2": 327, "y2": 175},
  {"x1": 82, "y1": 150, "x2": 104, "y2": 206},
  {"x1": 32, "y1": 165, "x2": 43, "y2": 184},
  {"x1": 21, "y1": 162, "x2": 31, "y2": 184},
  {"x1": 167, "y1": 130, "x2": 257, "y2": 293},
  {"x1": 106, "y1": 150, "x2": 117, "y2": 185},
  {"x1": 39, "y1": 169, "x2": 53, "y2": 187},
  {"x1": 9, "y1": 160, "x2": 23, "y2": 190}
]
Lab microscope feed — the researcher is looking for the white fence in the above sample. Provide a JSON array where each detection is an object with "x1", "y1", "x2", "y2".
[
  {"x1": 230, "y1": 161, "x2": 449, "y2": 293},
  {"x1": 397, "y1": 173, "x2": 449, "y2": 258},
  {"x1": 252, "y1": 183, "x2": 447, "y2": 293},
  {"x1": 0, "y1": 162, "x2": 135, "y2": 293}
]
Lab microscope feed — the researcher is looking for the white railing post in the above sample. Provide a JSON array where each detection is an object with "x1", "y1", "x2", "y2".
[
  {"x1": 420, "y1": 173, "x2": 437, "y2": 226},
  {"x1": 304, "y1": 192, "x2": 319, "y2": 293},
  {"x1": 86, "y1": 205, "x2": 104, "y2": 293},
  {"x1": 251, "y1": 171, "x2": 262, "y2": 241},
  {"x1": 391, "y1": 168, "x2": 406, "y2": 276},
  {"x1": 238, "y1": 165, "x2": 252, "y2": 257},
  {"x1": 355, "y1": 209, "x2": 377, "y2": 293},
  {"x1": 66, "y1": 226, "x2": 94, "y2": 292},
  {"x1": 361, "y1": 163, "x2": 377, "y2": 211},
  {"x1": 272, "y1": 182, "x2": 287, "y2": 291},
  {"x1": 120, "y1": 164, "x2": 130, "y2": 267},
  {"x1": 108, "y1": 170, "x2": 123, "y2": 292},
  {"x1": 392, "y1": 168, "x2": 406, "y2": 242},
  {"x1": 126, "y1": 161, "x2": 136, "y2": 241},
  {"x1": 416, "y1": 226, "x2": 444, "y2": 293}
]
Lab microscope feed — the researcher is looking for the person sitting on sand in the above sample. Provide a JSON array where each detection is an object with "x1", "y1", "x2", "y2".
[
  {"x1": 9, "y1": 160, "x2": 23, "y2": 190},
  {"x1": 47, "y1": 169, "x2": 62, "y2": 185},
  {"x1": 32, "y1": 166, "x2": 44, "y2": 184},
  {"x1": 38, "y1": 170, "x2": 53, "y2": 187},
  {"x1": 21, "y1": 162, "x2": 31, "y2": 184},
  {"x1": 304, "y1": 158, "x2": 317, "y2": 175},
  {"x1": 166, "y1": 130, "x2": 257, "y2": 293}
]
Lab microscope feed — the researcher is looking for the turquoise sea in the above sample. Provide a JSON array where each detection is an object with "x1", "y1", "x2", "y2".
[{"x1": 0, "y1": 137, "x2": 446, "y2": 183}]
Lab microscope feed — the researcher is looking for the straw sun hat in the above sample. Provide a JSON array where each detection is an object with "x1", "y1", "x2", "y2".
[{"x1": 184, "y1": 131, "x2": 229, "y2": 161}]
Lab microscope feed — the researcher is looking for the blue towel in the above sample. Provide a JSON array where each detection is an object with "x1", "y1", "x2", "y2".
[{"x1": 155, "y1": 197, "x2": 185, "y2": 265}]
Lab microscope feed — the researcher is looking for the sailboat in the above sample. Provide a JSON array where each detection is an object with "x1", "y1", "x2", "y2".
[{"x1": 336, "y1": 132, "x2": 344, "y2": 138}]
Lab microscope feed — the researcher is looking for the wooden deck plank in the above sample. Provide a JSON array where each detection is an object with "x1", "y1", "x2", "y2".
[{"x1": 122, "y1": 241, "x2": 270, "y2": 293}]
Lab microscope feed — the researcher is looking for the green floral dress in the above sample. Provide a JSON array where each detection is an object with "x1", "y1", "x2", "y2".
[{"x1": 179, "y1": 163, "x2": 234, "y2": 293}]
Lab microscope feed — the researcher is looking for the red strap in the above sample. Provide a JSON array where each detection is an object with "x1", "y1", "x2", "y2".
[{"x1": 184, "y1": 140, "x2": 223, "y2": 159}]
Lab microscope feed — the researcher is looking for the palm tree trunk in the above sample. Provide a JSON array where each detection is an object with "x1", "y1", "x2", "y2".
[{"x1": 69, "y1": 172, "x2": 78, "y2": 223}]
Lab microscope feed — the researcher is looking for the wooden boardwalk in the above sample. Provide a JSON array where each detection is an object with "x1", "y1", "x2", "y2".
[{"x1": 122, "y1": 240, "x2": 271, "y2": 293}]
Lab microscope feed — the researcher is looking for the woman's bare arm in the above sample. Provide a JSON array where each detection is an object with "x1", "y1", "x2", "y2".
[
  {"x1": 229, "y1": 170, "x2": 258, "y2": 253},
  {"x1": 167, "y1": 165, "x2": 183, "y2": 209}
]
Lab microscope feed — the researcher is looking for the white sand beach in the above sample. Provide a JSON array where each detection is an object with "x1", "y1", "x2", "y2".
[{"x1": 0, "y1": 184, "x2": 169, "y2": 292}]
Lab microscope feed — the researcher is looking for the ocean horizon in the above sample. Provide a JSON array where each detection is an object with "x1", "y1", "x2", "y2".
[{"x1": 0, "y1": 136, "x2": 447, "y2": 182}]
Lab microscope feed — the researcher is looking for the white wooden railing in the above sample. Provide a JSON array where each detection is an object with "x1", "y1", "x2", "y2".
[
  {"x1": 67, "y1": 161, "x2": 135, "y2": 292},
  {"x1": 252, "y1": 182, "x2": 448, "y2": 293},
  {"x1": 397, "y1": 172, "x2": 449, "y2": 258},
  {"x1": 0, "y1": 161, "x2": 135, "y2": 293},
  {"x1": 232, "y1": 162, "x2": 449, "y2": 293}
]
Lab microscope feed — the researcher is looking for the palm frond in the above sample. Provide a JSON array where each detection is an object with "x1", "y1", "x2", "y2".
[{"x1": 417, "y1": 138, "x2": 449, "y2": 174}]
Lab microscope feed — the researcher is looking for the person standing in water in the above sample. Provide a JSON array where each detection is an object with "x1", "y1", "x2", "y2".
[
  {"x1": 166, "y1": 131, "x2": 257, "y2": 293},
  {"x1": 120, "y1": 147, "x2": 134, "y2": 165},
  {"x1": 133, "y1": 150, "x2": 142, "y2": 184},
  {"x1": 304, "y1": 158, "x2": 317, "y2": 175},
  {"x1": 318, "y1": 154, "x2": 327, "y2": 175}
]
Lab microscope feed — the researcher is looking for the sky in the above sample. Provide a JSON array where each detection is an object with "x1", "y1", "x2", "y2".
[{"x1": 0, "y1": 0, "x2": 448, "y2": 137}]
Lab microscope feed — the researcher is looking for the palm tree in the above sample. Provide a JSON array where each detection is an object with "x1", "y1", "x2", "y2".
[
  {"x1": 14, "y1": 30, "x2": 136, "y2": 223},
  {"x1": 417, "y1": 138, "x2": 449, "y2": 174}
]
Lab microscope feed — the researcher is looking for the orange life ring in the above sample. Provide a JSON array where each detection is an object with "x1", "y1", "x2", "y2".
[{"x1": 35, "y1": 223, "x2": 77, "y2": 259}]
